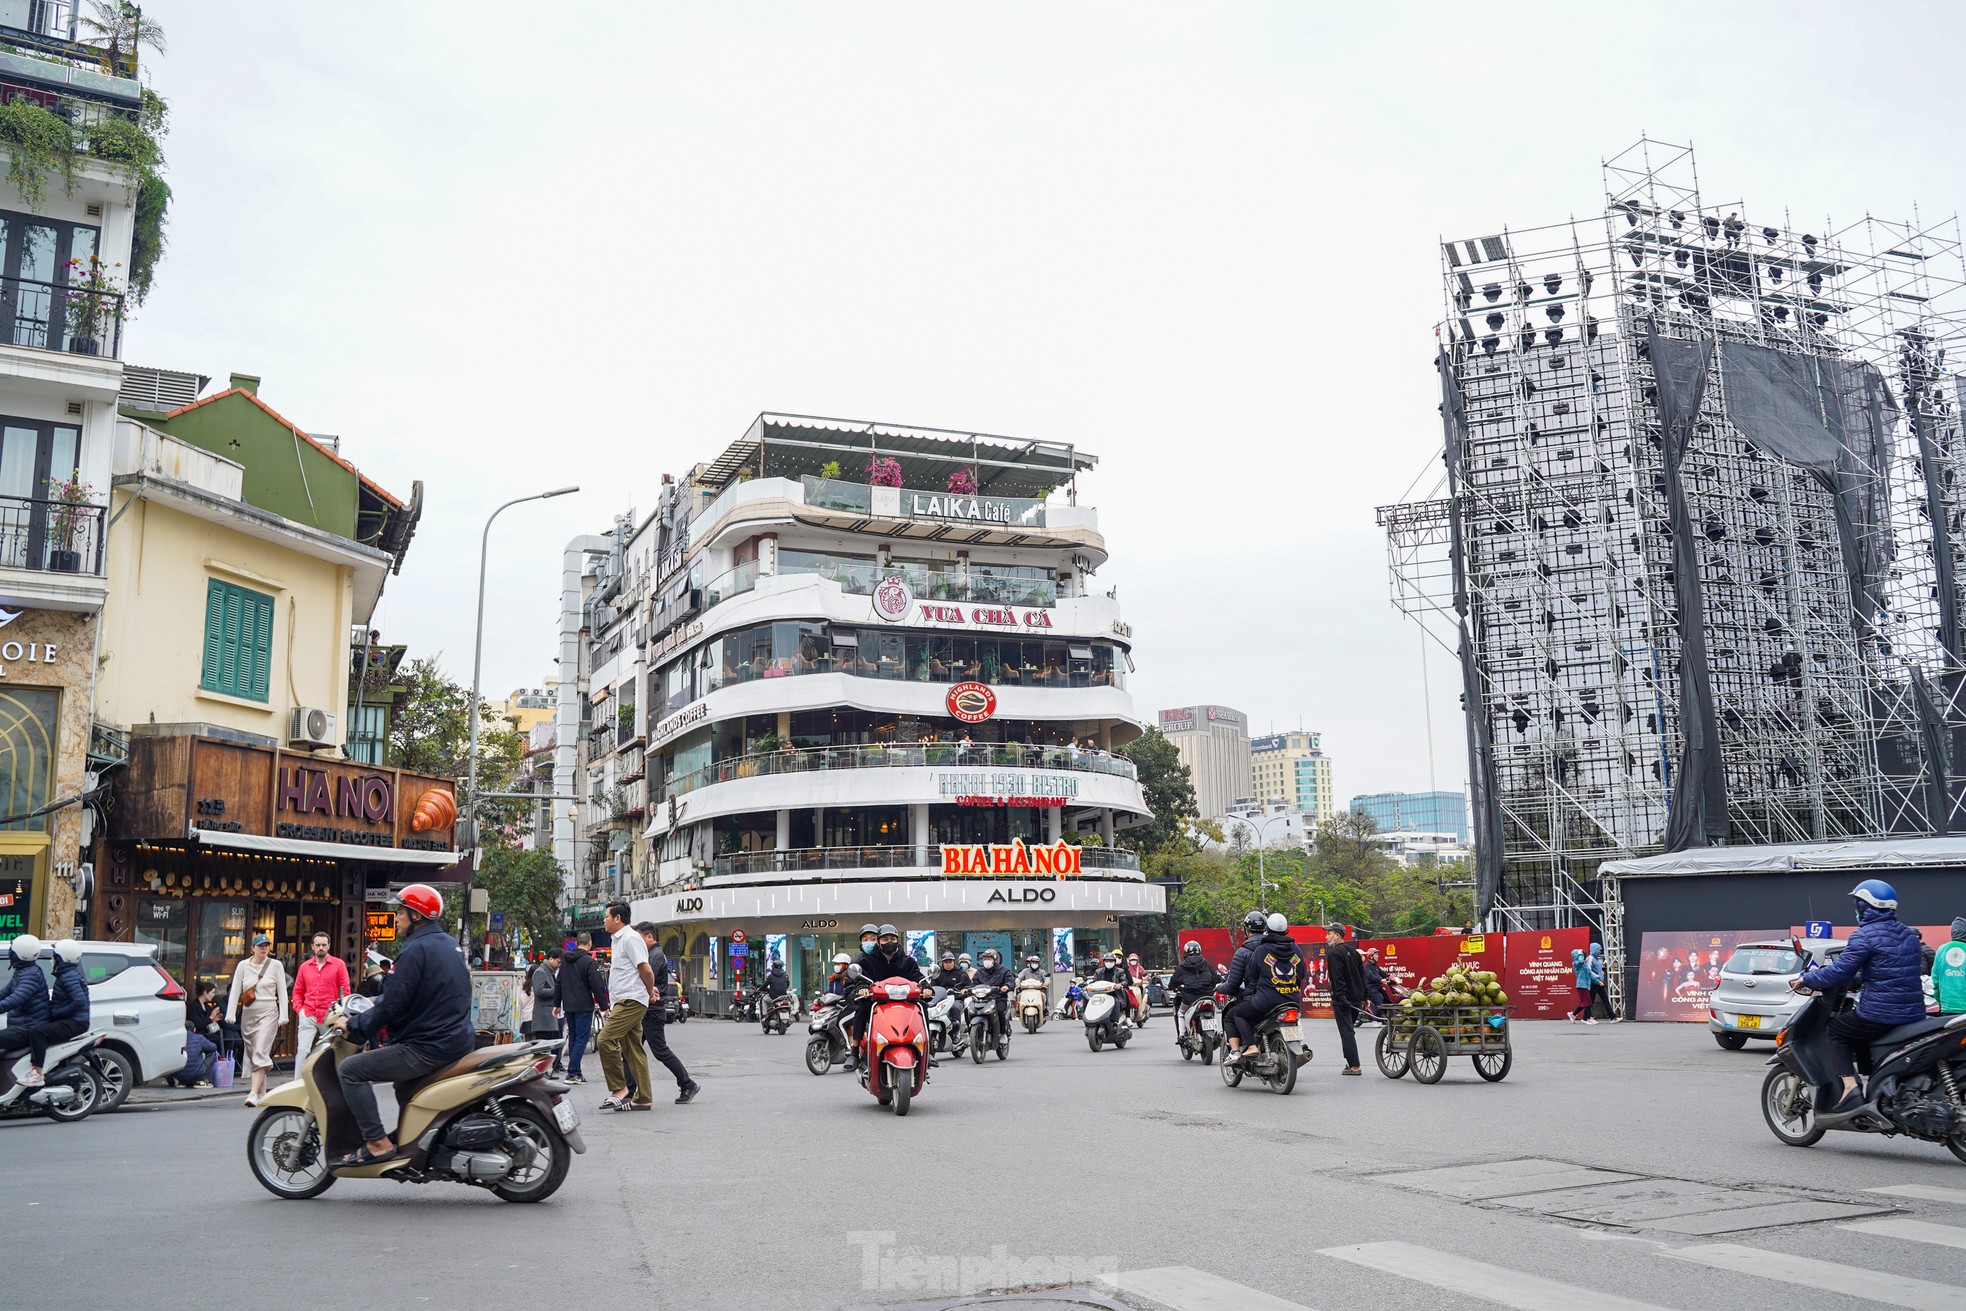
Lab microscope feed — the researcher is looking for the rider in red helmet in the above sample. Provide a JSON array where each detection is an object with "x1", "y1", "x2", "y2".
[{"x1": 328, "y1": 883, "x2": 473, "y2": 1165}]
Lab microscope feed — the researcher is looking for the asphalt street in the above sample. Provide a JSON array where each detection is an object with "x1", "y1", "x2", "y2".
[{"x1": 9, "y1": 1012, "x2": 1966, "y2": 1310}]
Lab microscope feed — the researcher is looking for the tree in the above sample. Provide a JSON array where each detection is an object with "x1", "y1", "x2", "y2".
[
  {"x1": 80, "y1": 1, "x2": 167, "y2": 78},
  {"x1": 1118, "y1": 728, "x2": 1199, "y2": 855},
  {"x1": 472, "y1": 846, "x2": 565, "y2": 956},
  {"x1": 385, "y1": 656, "x2": 529, "y2": 837}
]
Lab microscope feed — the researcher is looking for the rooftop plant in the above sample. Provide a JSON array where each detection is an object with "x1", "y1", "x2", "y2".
[{"x1": 867, "y1": 455, "x2": 902, "y2": 488}]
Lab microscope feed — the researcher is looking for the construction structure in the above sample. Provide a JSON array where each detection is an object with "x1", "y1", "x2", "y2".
[{"x1": 1379, "y1": 139, "x2": 1966, "y2": 954}]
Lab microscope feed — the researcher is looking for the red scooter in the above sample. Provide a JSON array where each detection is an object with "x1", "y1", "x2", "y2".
[{"x1": 856, "y1": 975, "x2": 929, "y2": 1115}]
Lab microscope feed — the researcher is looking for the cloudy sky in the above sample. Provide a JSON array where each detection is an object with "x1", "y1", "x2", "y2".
[{"x1": 126, "y1": 2, "x2": 1966, "y2": 800}]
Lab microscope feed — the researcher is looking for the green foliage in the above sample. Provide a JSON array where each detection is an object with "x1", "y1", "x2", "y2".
[
  {"x1": 384, "y1": 656, "x2": 529, "y2": 836},
  {"x1": 470, "y1": 846, "x2": 565, "y2": 956},
  {"x1": 819, "y1": 460, "x2": 841, "y2": 480},
  {"x1": 0, "y1": 98, "x2": 77, "y2": 208},
  {"x1": 1118, "y1": 727, "x2": 1199, "y2": 855}
]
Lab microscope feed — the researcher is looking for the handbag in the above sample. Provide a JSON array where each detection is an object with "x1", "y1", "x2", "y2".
[{"x1": 240, "y1": 961, "x2": 270, "y2": 1008}]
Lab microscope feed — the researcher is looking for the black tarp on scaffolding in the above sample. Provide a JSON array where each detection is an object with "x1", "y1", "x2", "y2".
[{"x1": 1439, "y1": 352, "x2": 1507, "y2": 917}]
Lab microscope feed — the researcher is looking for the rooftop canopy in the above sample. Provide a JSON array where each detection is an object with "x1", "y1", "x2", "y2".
[
  {"x1": 696, "y1": 412, "x2": 1096, "y2": 499},
  {"x1": 1600, "y1": 834, "x2": 1966, "y2": 878}
]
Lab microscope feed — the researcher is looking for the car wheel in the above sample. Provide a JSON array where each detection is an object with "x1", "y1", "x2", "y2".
[
  {"x1": 93, "y1": 1045, "x2": 136, "y2": 1112},
  {"x1": 1714, "y1": 1032, "x2": 1749, "y2": 1051}
]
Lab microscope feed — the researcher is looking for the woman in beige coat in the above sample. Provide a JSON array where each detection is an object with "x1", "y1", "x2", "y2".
[{"x1": 226, "y1": 933, "x2": 289, "y2": 1106}]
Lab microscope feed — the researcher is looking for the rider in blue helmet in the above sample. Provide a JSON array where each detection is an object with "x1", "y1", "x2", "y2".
[{"x1": 1792, "y1": 879, "x2": 1926, "y2": 1114}]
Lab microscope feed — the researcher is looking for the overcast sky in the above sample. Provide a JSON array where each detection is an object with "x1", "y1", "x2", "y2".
[{"x1": 125, "y1": 2, "x2": 1966, "y2": 801}]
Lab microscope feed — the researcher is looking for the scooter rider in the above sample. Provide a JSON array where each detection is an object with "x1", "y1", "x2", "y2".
[
  {"x1": 328, "y1": 883, "x2": 474, "y2": 1166},
  {"x1": 819, "y1": 952, "x2": 859, "y2": 1069},
  {"x1": 844, "y1": 924, "x2": 879, "y2": 1052},
  {"x1": 1170, "y1": 940, "x2": 1216, "y2": 1041},
  {"x1": 1791, "y1": 879, "x2": 1926, "y2": 1115},
  {"x1": 929, "y1": 951, "x2": 970, "y2": 1033},
  {"x1": 1017, "y1": 955, "x2": 1046, "y2": 984},
  {"x1": 26, "y1": 940, "x2": 91, "y2": 1089},
  {"x1": 0, "y1": 934, "x2": 48, "y2": 1091},
  {"x1": 1219, "y1": 913, "x2": 1303, "y2": 1067},
  {"x1": 957, "y1": 953, "x2": 975, "y2": 982},
  {"x1": 1093, "y1": 951, "x2": 1135, "y2": 1029},
  {"x1": 852, "y1": 924, "x2": 933, "y2": 1066},
  {"x1": 972, "y1": 948, "x2": 1014, "y2": 1038}
]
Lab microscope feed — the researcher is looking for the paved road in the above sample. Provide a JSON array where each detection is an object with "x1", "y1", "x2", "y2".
[{"x1": 8, "y1": 1014, "x2": 1966, "y2": 1310}]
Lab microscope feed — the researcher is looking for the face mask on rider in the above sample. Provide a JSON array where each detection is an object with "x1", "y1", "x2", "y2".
[{"x1": 879, "y1": 938, "x2": 900, "y2": 957}]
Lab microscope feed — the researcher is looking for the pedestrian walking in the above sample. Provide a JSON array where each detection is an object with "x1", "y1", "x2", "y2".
[
  {"x1": 596, "y1": 903, "x2": 654, "y2": 1112},
  {"x1": 633, "y1": 922, "x2": 699, "y2": 1104},
  {"x1": 1934, "y1": 918, "x2": 1966, "y2": 1015},
  {"x1": 1586, "y1": 942, "x2": 1619, "y2": 1022},
  {"x1": 291, "y1": 930, "x2": 349, "y2": 1078},
  {"x1": 530, "y1": 948, "x2": 564, "y2": 1073},
  {"x1": 1323, "y1": 924, "x2": 1367, "y2": 1075},
  {"x1": 172, "y1": 982, "x2": 223, "y2": 1087},
  {"x1": 1568, "y1": 948, "x2": 1596, "y2": 1023},
  {"x1": 226, "y1": 933, "x2": 289, "y2": 1105},
  {"x1": 558, "y1": 932, "x2": 607, "y2": 1083}
]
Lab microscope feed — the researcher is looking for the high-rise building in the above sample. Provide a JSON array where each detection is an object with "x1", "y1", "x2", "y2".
[
  {"x1": 1380, "y1": 138, "x2": 1966, "y2": 918},
  {"x1": 560, "y1": 414, "x2": 1162, "y2": 997},
  {"x1": 1350, "y1": 791, "x2": 1468, "y2": 842},
  {"x1": 1251, "y1": 731, "x2": 1334, "y2": 826},
  {"x1": 1159, "y1": 705, "x2": 1250, "y2": 820}
]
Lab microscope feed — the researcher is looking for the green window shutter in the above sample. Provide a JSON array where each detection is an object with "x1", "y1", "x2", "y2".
[
  {"x1": 200, "y1": 580, "x2": 226, "y2": 690},
  {"x1": 200, "y1": 580, "x2": 275, "y2": 702},
  {"x1": 246, "y1": 590, "x2": 273, "y2": 702}
]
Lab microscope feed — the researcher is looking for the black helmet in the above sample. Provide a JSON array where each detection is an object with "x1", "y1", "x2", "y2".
[
  {"x1": 1242, "y1": 910, "x2": 1267, "y2": 934},
  {"x1": 1183, "y1": 941, "x2": 1201, "y2": 956}
]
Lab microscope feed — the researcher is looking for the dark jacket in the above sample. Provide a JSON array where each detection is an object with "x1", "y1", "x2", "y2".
[
  {"x1": 1325, "y1": 940, "x2": 1368, "y2": 1007},
  {"x1": 1223, "y1": 931, "x2": 1299, "y2": 997},
  {"x1": 854, "y1": 947, "x2": 925, "y2": 987},
  {"x1": 351, "y1": 919, "x2": 474, "y2": 1062},
  {"x1": 1170, "y1": 957, "x2": 1216, "y2": 1000},
  {"x1": 0, "y1": 955, "x2": 49, "y2": 1026},
  {"x1": 1800, "y1": 905, "x2": 1927, "y2": 1024},
  {"x1": 48, "y1": 958, "x2": 88, "y2": 1026},
  {"x1": 1362, "y1": 958, "x2": 1388, "y2": 1001},
  {"x1": 185, "y1": 993, "x2": 220, "y2": 1038},
  {"x1": 528, "y1": 963, "x2": 560, "y2": 1035},
  {"x1": 972, "y1": 962, "x2": 1014, "y2": 993},
  {"x1": 557, "y1": 947, "x2": 607, "y2": 1014},
  {"x1": 1092, "y1": 964, "x2": 1132, "y2": 994},
  {"x1": 764, "y1": 965, "x2": 789, "y2": 998},
  {"x1": 929, "y1": 967, "x2": 969, "y2": 995}
]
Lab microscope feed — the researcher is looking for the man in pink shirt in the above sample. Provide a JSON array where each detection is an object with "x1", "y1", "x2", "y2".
[{"x1": 292, "y1": 930, "x2": 350, "y2": 1077}]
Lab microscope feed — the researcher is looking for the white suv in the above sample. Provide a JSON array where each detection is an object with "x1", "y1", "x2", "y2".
[{"x1": 0, "y1": 940, "x2": 188, "y2": 1110}]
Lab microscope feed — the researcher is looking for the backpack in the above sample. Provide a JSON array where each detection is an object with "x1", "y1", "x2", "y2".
[{"x1": 1260, "y1": 943, "x2": 1302, "y2": 996}]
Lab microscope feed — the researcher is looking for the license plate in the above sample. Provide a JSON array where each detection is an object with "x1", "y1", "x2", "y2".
[
  {"x1": 1280, "y1": 1025, "x2": 1302, "y2": 1041},
  {"x1": 1735, "y1": 1014, "x2": 1762, "y2": 1030},
  {"x1": 553, "y1": 1099, "x2": 579, "y2": 1132}
]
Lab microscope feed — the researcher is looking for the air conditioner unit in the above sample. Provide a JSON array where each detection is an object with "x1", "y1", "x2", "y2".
[{"x1": 288, "y1": 706, "x2": 337, "y2": 749}]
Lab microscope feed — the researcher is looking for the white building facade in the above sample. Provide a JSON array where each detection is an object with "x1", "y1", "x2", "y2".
[
  {"x1": 558, "y1": 415, "x2": 1160, "y2": 1003},
  {"x1": 1159, "y1": 704, "x2": 1251, "y2": 822}
]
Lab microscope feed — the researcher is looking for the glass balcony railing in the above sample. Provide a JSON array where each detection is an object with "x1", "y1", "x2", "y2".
[
  {"x1": 664, "y1": 740, "x2": 1136, "y2": 801},
  {"x1": 695, "y1": 553, "x2": 1060, "y2": 616},
  {"x1": 710, "y1": 843, "x2": 1139, "y2": 879}
]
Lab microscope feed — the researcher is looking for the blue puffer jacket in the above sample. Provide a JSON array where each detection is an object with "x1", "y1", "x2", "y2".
[
  {"x1": 1800, "y1": 905, "x2": 1927, "y2": 1024},
  {"x1": 49, "y1": 958, "x2": 89, "y2": 1026},
  {"x1": 0, "y1": 954, "x2": 49, "y2": 1026}
]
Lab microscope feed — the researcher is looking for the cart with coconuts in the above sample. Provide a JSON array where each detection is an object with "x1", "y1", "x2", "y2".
[{"x1": 1373, "y1": 962, "x2": 1513, "y2": 1084}]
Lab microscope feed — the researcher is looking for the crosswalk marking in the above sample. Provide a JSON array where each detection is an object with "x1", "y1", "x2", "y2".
[
  {"x1": 1095, "y1": 1266, "x2": 1314, "y2": 1311},
  {"x1": 1317, "y1": 1241, "x2": 1673, "y2": 1311},
  {"x1": 1868, "y1": 1184, "x2": 1966, "y2": 1206},
  {"x1": 1662, "y1": 1242, "x2": 1966, "y2": 1311},
  {"x1": 1845, "y1": 1217, "x2": 1966, "y2": 1251}
]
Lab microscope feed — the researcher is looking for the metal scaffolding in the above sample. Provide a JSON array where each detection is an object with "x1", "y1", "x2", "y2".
[{"x1": 1380, "y1": 138, "x2": 1966, "y2": 925}]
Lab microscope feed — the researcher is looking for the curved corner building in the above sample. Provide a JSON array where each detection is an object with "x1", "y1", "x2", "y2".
[{"x1": 563, "y1": 414, "x2": 1159, "y2": 1003}]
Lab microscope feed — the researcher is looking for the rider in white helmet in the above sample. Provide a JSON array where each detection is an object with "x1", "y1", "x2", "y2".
[{"x1": 0, "y1": 934, "x2": 50, "y2": 1088}]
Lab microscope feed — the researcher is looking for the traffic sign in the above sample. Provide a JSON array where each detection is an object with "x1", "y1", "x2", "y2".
[
  {"x1": 729, "y1": 942, "x2": 749, "y2": 957},
  {"x1": 730, "y1": 928, "x2": 748, "y2": 944},
  {"x1": 489, "y1": 911, "x2": 506, "y2": 932}
]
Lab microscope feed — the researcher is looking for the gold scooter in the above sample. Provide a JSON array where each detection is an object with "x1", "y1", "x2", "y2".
[{"x1": 245, "y1": 995, "x2": 584, "y2": 1201}]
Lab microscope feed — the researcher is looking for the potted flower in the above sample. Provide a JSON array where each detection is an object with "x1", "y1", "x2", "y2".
[
  {"x1": 63, "y1": 255, "x2": 125, "y2": 356},
  {"x1": 866, "y1": 455, "x2": 902, "y2": 488},
  {"x1": 44, "y1": 474, "x2": 93, "y2": 572},
  {"x1": 818, "y1": 460, "x2": 841, "y2": 481},
  {"x1": 947, "y1": 466, "x2": 978, "y2": 495}
]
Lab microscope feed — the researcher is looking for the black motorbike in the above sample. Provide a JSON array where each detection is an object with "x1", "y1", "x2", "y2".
[{"x1": 1763, "y1": 975, "x2": 1966, "y2": 1161}]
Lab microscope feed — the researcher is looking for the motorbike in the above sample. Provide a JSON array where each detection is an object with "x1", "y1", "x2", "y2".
[
  {"x1": 760, "y1": 990, "x2": 798, "y2": 1036},
  {"x1": 855, "y1": 976, "x2": 929, "y2": 1115},
  {"x1": 0, "y1": 1029, "x2": 111, "y2": 1123},
  {"x1": 663, "y1": 983, "x2": 689, "y2": 1024},
  {"x1": 1220, "y1": 997, "x2": 1309, "y2": 1095},
  {"x1": 805, "y1": 994, "x2": 854, "y2": 1075},
  {"x1": 1082, "y1": 979, "x2": 1130, "y2": 1052},
  {"x1": 927, "y1": 987, "x2": 966, "y2": 1057},
  {"x1": 1763, "y1": 973, "x2": 1966, "y2": 1161},
  {"x1": 731, "y1": 987, "x2": 755, "y2": 1023},
  {"x1": 1175, "y1": 994, "x2": 1220, "y2": 1064},
  {"x1": 967, "y1": 983, "x2": 1010, "y2": 1063},
  {"x1": 245, "y1": 995, "x2": 585, "y2": 1201},
  {"x1": 1017, "y1": 978, "x2": 1049, "y2": 1033},
  {"x1": 1129, "y1": 975, "x2": 1151, "y2": 1027},
  {"x1": 1054, "y1": 976, "x2": 1086, "y2": 1021}
]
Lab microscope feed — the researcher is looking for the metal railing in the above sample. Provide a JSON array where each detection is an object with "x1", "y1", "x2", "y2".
[
  {"x1": 711, "y1": 844, "x2": 1139, "y2": 878},
  {"x1": 0, "y1": 272, "x2": 125, "y2": 359},
  {"x1": 698, "y1": 555, "x2": 1059, "y2": 613},
  {"x1": 664, "y1": 741, "x2": 1135, "y2": 800},
  {"x1": 0, "y1": 494, "x2": 104, "y2": 574}
]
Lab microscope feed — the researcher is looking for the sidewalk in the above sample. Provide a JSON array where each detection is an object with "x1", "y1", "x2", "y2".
[{"x1": 126, "y1": 1082, "x2": 248, "y2": 1107}]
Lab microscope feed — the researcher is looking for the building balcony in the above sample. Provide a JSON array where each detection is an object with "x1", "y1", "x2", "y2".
[
  {"x1": 669, "y1": 740, "x2": 1135, "y2": 798},
  {"x1": 0, "y1": 272, "x2": 128, "y2": 401},
  {"x1": 0, "y1": 492, "x2": 105, "y2": 608},
  {"x1": 687, "y1": 474, "x2": 1105, "y2": 559}
]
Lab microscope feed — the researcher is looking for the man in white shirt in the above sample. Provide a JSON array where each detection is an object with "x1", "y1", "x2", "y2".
[{"x1": 597, "y1": 902, "x2": 655, "y2": 1110}]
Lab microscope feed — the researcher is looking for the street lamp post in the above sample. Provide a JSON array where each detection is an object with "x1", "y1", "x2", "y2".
[
  {"x1": 1222, "y1": 812, "x2": 1292, "y2": 914},
  {"x1": 458, "y1": 486, "x2": 578, "y2": 953}
]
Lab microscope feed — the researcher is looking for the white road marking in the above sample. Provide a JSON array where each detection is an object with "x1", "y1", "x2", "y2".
[
  {"x1": 1317, "y1": 1240, "x2": 1675, "y2": 1310},
  {"x1": 1095, "y1": 1266, "x2": 1314, "y2": 1311},
  {"x1": 1845, "y1": 1217, "x2": 1966, "y2": 1251},
  {"x1": 1869, "y1": 1184, "x2": 1966, "y2": 1206},
  {"x1": 1662, "y1": 1242, "x2": 1966, "y2": 1310}
]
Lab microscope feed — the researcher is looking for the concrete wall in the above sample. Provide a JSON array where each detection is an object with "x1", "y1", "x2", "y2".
[{"x1": 153, "y1": 392, "x2": 359, "y2": 539}]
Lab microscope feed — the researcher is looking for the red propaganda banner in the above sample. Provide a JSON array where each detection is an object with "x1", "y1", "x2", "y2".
[
  {"x1": 1498, "y1": 928, "x2": 1592, "y2": 1019},
  {"x1": 1634, "y1": 930, "x2": 1783, "y2": 1022}
]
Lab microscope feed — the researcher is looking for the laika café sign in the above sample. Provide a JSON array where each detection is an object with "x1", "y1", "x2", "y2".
[
  {"x1": 906, "y1": 492, "x2": 1043, "y2": 528},
  {"x1": 940, "y1": 838, "x2": 1083, "y2": 877}
]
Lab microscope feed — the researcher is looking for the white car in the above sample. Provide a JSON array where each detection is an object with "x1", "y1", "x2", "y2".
[{"x1": 0, "y1": 940, "x2": 188, "y2": 1110}]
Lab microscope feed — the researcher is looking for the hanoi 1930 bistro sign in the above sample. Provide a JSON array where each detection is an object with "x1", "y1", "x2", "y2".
[{"x1": 940, "y1": 839, "x2": 1083, "y2": 876}]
